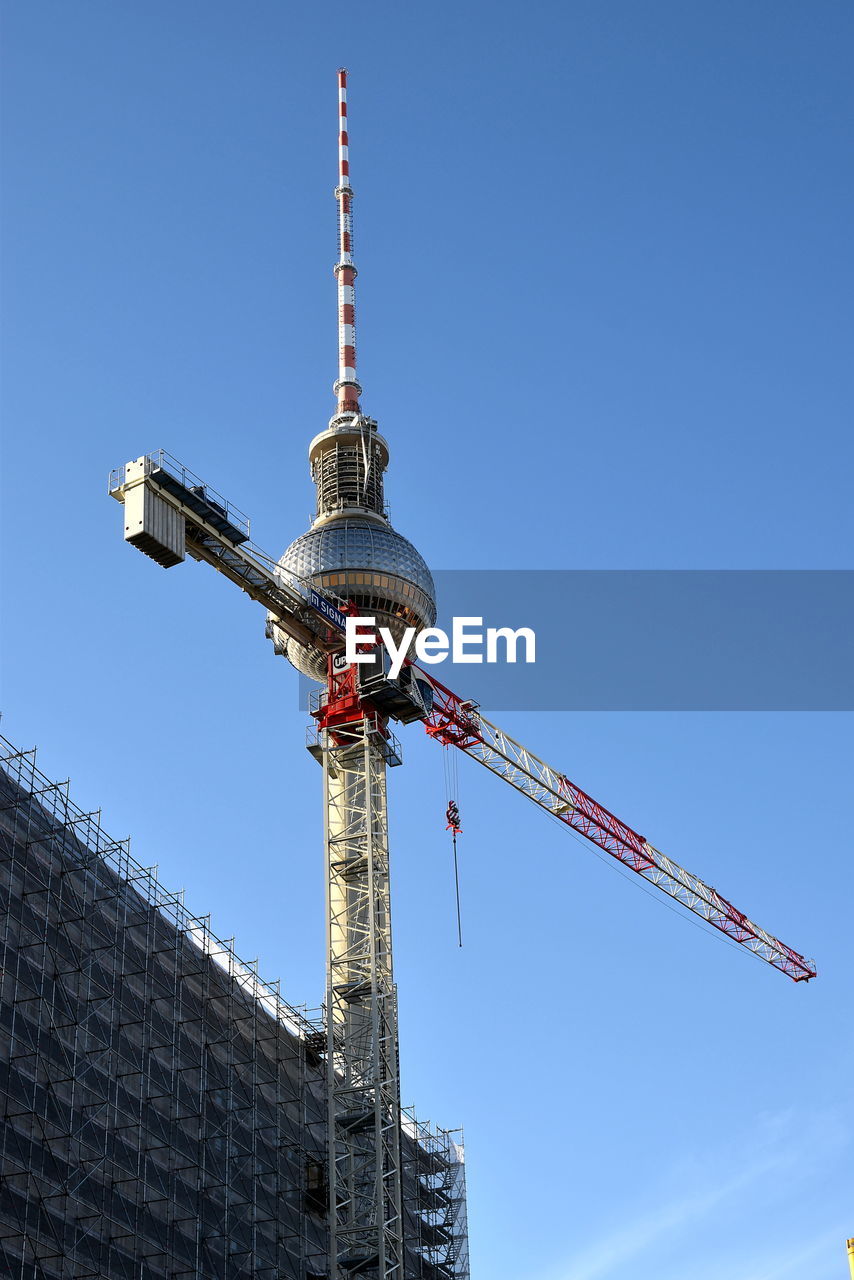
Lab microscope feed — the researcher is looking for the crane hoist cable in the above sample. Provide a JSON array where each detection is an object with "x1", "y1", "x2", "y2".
[{"x1": 442, "y1": 747, "x2": 463, "y2": 948}]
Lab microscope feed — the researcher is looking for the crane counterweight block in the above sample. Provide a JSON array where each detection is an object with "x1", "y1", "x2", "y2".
[
  {"x1": 116, "y1": 458, "x2": 187, "y2": 568},
  {"x1": 108, "y1": 451, "x2": 355, "y2": 655}
]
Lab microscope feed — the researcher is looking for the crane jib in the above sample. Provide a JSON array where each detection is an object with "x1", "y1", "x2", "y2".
[{"x1": 418, "y1": 666, "x2": 816, "y2": 984}]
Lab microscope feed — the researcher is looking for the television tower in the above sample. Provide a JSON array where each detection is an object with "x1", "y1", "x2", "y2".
[
  {"x1": 109, "y1": 68, "x2": 815, "y2": 1280},
  {"x1": 268, "y1": 68, "x2": 437, "y2": 1277}
]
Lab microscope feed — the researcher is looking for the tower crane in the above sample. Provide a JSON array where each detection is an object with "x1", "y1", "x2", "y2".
[{"x1": 108, "y1": 69, "x2": 815, "y2": 1280}]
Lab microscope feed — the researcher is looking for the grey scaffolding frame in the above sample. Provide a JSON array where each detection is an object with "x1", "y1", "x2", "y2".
[
  {"x1": 0, "y1": 735, "x2": 470, "y2": 1278},
  {"x1": 0, "y1": 736, "x2": 327, "y2": 1278}
]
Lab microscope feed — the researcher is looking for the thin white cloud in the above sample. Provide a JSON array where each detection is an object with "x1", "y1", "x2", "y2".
[
  {"x1": 545, "y1": 1156, "x2": 779, "y2": 1280},
  {"x1": 536, "y1": 1105, "x2": 850, "y2": 1280},
  {"x1": 739, "y1": 1228, "x2": 848, "y2": 1280}
]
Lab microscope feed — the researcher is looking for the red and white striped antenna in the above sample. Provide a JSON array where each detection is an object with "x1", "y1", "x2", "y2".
[{"x1": 333, "y1": 68, "x2": 361, "y2": 420}]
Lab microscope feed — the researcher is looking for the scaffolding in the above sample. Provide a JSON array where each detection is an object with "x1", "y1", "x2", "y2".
[
  {"x1": 0, "y1": 736, "x2": 468, "y2": 1278},
  {"x1": 0, "y1": 737, "x2": 329, "y2": 1278},
  {"x1": 402, "y1": 1112, "x2": 469, "y2": 1280}
]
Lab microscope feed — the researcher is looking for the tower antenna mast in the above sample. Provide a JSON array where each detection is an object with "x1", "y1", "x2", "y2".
[{"x1": 334, "y1": 69, "x2": 362, "y2": 420}]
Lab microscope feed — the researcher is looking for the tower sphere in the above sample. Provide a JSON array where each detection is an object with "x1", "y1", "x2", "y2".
[
  {"x1": 270, "y1": 419, "x2": 436, "y2": 682},
  {"x1": 270, "y1": 69, "x2": 435, "y2": 682}
]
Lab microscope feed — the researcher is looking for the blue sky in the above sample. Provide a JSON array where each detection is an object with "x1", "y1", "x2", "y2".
[{"x1": 2, "y1": 2, "x2": 852, "y2": 1277}]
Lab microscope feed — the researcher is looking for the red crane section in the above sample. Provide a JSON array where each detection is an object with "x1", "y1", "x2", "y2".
[{"x1": 420, "y1": 670, "x2": 816, "y2": 984}]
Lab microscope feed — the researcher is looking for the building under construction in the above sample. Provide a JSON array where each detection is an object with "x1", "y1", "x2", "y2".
[{"x1": 0, "y1": 737, "x2": 469, "y2": 1278}]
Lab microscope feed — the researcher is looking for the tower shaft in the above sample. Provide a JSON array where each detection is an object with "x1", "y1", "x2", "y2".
[{"x1": 309, "y1": 72, "x2": 431, "y2": 1276}]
